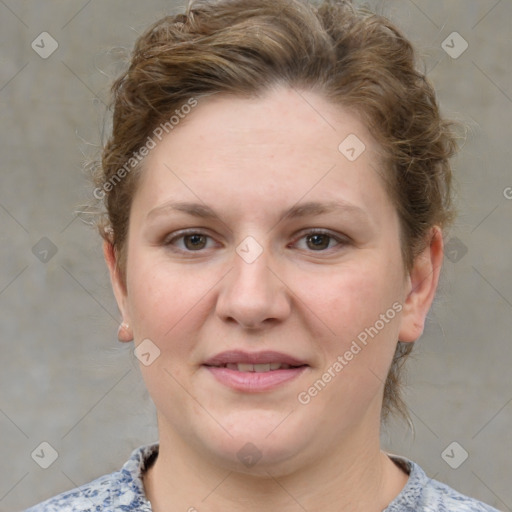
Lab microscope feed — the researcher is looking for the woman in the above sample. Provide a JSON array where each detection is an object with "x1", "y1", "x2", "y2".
[{"x1": 26, "y1": 0, "x2": 500, "y2": 510}]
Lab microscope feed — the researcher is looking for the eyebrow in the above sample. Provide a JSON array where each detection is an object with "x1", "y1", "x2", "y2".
[{"x1": 147, "y1": 199, "x2": 370, "y2": 224}]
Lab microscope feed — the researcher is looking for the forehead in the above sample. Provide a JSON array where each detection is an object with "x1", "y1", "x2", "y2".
[{"x1": 133, "y1": 86, "x2": 392, "y2": 222}]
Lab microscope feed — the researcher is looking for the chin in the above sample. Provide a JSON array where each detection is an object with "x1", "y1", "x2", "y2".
[
  {"x1": 215, "y1": 440, "x2": 310, "y2": 477},
  {"x1": 196, "y1": 411, "x2": 320, "y2": 476}
]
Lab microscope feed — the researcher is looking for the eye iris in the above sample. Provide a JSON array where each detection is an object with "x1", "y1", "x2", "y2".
[
  {"x1": 184, "y1": 234, "x2": 207, "y2": 250},
  {"x1": 306, "y1": 234, "x2": 330, "y2": 250}
]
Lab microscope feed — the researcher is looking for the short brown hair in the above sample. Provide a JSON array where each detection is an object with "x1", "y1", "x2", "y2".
[{"x1": 94, "y1": 0, "x2": 457, "y2": 420}]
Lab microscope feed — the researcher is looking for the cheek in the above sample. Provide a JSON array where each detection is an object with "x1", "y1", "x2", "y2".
[
  {"x1": 298, "y1": 255, "x2": 405, "y2": 403},
  {"x1": 127, "y1": 263, "x2": 175, "y2": 337},
  {"x1": 296, "y1": 263, "x2": 403, "y2": 417},
  {"x1": 125, "y1": 252, "x2": 218, "y2": 353},
  {"x1": 301, "y1": 258, "x2": 402, "y2": 339},
  {"x1": 124, "y1": 257, "x2": 206, "y2": 401}
]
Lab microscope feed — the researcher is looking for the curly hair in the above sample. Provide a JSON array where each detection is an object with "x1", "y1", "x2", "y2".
[{"x1": 94, "y1": 0, "x2": 457, "y2": 420}]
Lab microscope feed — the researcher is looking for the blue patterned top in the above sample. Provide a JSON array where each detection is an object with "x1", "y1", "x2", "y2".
[{"x1": 24, "y1": 443, "x2": 500, "y2": 511}]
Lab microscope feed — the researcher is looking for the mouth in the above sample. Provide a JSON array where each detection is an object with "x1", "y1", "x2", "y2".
[
  {"x1": 205, "y1": 362, "x2": 306, "y2": 372},
  {"x1": 202, "y1": 350, "x2": 309, "y2": 392}
]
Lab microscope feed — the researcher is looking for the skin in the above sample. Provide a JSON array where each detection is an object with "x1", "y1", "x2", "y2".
[{"x1": 105, "y1": 86, "x2": 443, "y2": 512}]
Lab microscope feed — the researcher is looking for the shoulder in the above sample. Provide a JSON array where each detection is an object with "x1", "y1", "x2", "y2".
[
  {"x1": 420, "y1": 477, "x2": 501, "y2": 511},
  {"x1": 24, "y1": 471, "x2": 118, "y2": 512},
  {"x1": 23, "y1": 443, "x2": 158, "y2": 512},
  {"x1": 386, "y1": 455, "x2": 501, "y2": 512}
]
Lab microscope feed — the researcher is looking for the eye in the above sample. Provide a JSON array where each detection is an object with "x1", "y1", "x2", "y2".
[
  {"x1": 293, "y1": 230, "x2": 347, "y2": 252},
  {"x1": 165, "y1": 231, "x2": 216, "y2": 252}
]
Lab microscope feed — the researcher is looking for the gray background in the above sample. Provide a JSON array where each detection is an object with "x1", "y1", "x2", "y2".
[{"x1": 1, "y1": 1, "x2": 511, "y2": 510}]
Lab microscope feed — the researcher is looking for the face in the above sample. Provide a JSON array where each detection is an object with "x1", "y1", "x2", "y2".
[{"x1": 108, "y1": 86, "x2": 439, "y2": 475}]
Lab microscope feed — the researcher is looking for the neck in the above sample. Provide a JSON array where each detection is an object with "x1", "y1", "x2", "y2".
[{"x1": 143, "y1": 414, "x2": 408, "y2": 512}]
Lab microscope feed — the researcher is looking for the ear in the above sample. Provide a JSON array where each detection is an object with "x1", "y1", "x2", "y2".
[
  {"x1": 398, "y1": 226, "x2": 444, "y2": 343},
  {"x1": 103, "y1": 240, "x2": 132, "y2": 334}
]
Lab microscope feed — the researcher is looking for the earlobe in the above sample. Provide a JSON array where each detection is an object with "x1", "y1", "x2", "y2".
[
  {"x1": 117, "y1": 321, "x2": 134, "y2": 343},
  {"x1": 103, "y1": 240, "x2": 132, "y2": 337},
  {"x1": 398, "y1": 227, "x2": 444, "y2": 343}
]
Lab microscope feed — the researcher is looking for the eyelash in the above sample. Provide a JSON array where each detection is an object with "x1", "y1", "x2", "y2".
[{"x1": 163, "y1": 228, "x2": 349, "y2": 254}]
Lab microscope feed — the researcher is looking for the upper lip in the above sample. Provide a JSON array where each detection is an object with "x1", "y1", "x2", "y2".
[{"x1": 203, "y1": 350, "x2": 308, "y2": 367}]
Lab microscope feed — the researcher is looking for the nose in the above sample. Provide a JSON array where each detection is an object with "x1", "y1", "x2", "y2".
[{"x1": 215, "y1": 243, "x2": 291, "y2": 330}]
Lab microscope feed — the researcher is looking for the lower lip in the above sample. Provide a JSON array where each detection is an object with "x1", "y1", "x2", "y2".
[{"x1": 204, "y1": 366, "x2": 308, "y2": 392}]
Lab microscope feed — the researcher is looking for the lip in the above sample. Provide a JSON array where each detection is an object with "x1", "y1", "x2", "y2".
[
  {"x1": 203, "y1": 350, "x2": 309, "y2": 392},
  {"x1": 204, "y1": 366, "x2": 308, "y2": 392},
  {"x1": 203, "y1": 350, "x2": 308, "y2": 367}
]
